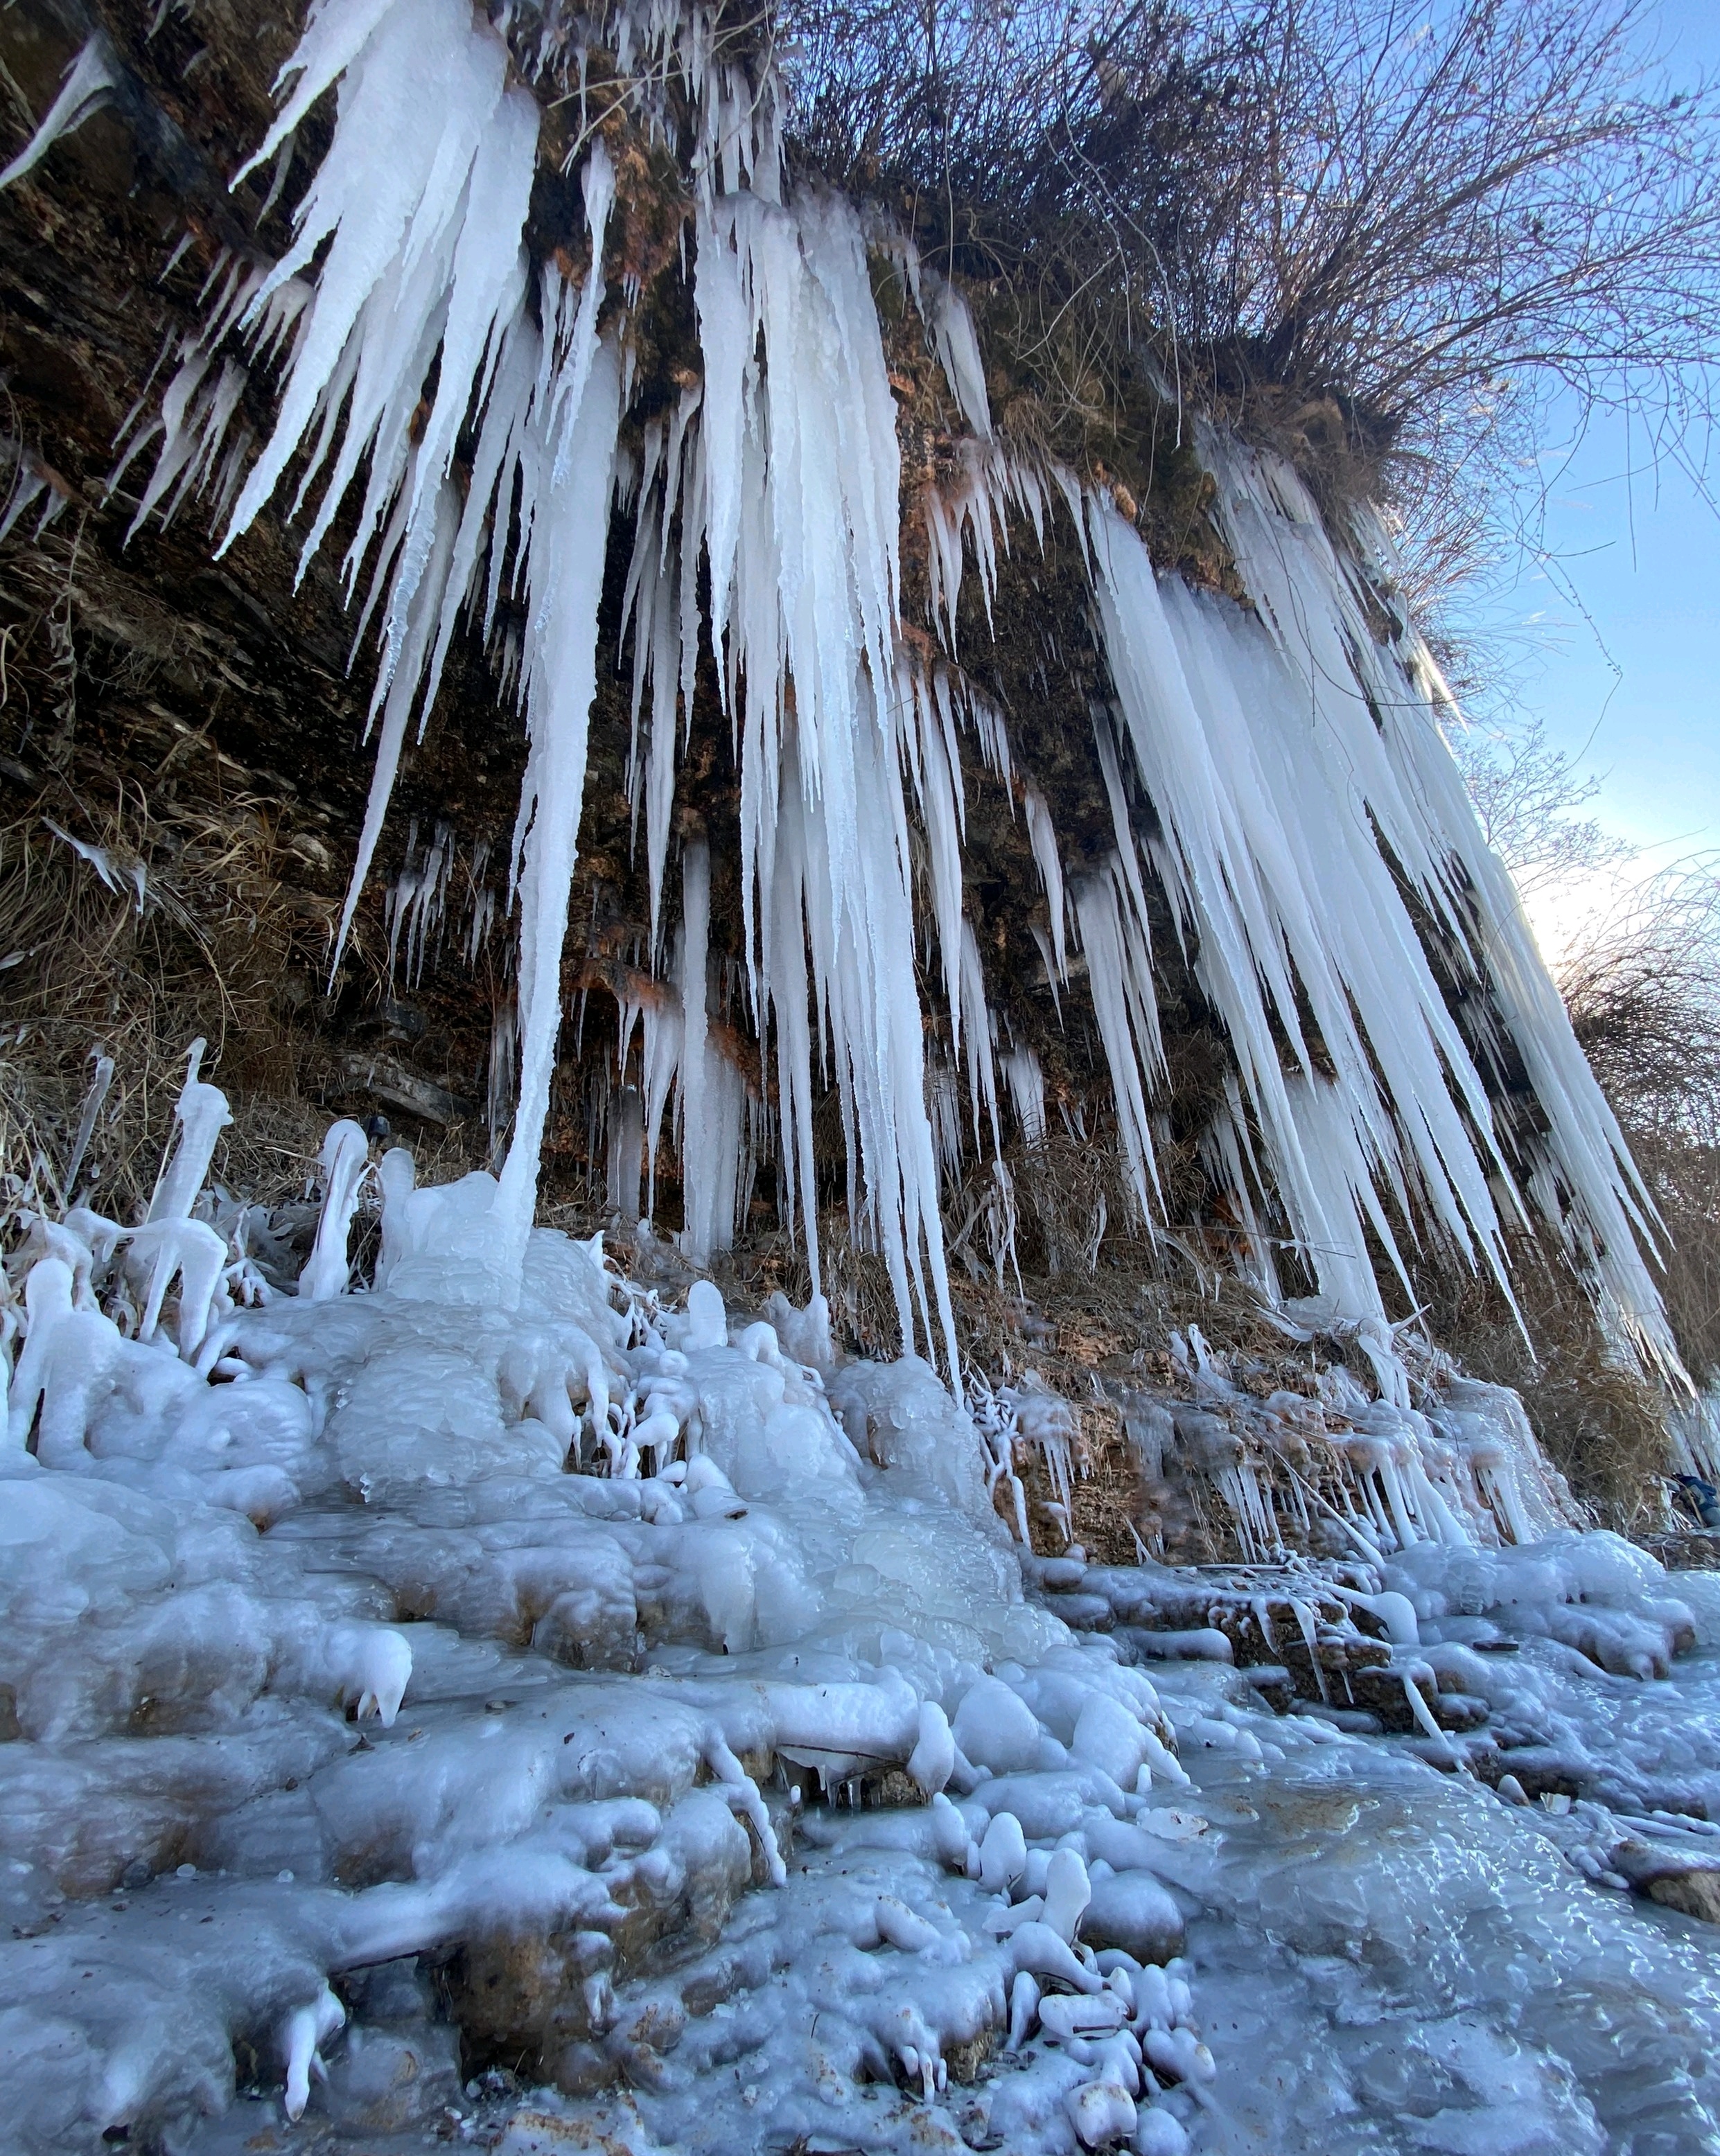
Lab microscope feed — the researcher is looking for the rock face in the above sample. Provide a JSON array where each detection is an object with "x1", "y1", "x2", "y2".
[
  {"x1": 1611, "y1": 1840, "x2": 1720, "y2": 1924},
  {"x1": 0, "y1": 0, "x2": 1680, "y2": 1454},
  {"x1": 0, "y1": 0, "x2": 529, "y2": 1189}
]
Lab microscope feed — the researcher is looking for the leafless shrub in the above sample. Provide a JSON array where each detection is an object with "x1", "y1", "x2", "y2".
[
  {"x1": 1559, "y1": 865, "x2": 1720, "y2": 1135},
  {"x1": 1557, "y1": 863, "x2": 1720, "y2": 1388},
  {"x1": 784, "y1": 0, "x2": 1720, "y2": 585},
  {"x1": 1430, "y1": 1246, "x2": 1673, "y2": 1532},
  {"x1": 1450, "y1": 715, "x2": 1635, "y2": 899}
]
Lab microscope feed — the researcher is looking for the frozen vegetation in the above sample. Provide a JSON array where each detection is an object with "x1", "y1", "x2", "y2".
[{"x1": 6, "y1": 0, "x2": 1720, "y2": 2150}]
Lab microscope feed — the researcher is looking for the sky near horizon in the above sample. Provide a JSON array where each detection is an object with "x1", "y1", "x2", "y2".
[{"x1": 1489, "y1": 0, "x2": 1720, "y2": 960}]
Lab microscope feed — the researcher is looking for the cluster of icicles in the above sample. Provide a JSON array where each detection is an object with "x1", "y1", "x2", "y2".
[
  {"x1": 6, "y1": 1038, "x2": 1576, "y2": 1586},
  {"x1": 0, "y1": 0, "x2": 1676, "y2": 1386},
  {"x1": 1120, "y1": 1328, "x2": 1579, "y2": 1574}
]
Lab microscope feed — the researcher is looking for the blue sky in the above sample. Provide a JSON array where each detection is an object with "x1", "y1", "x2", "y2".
[{"x1": 1488, "y1": 0, "x2": 1720, "y2": 952}]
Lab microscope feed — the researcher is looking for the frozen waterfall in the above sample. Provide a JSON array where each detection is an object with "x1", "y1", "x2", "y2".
[
  {"x1": 3, "y1": 3, "x2": 1717, "y2": 2153},
  {"x1": 40, "y1": 0, "x2": 1669, "y2": 1384}
]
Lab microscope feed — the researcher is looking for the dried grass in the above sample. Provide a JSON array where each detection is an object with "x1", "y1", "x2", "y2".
[
  {"x1": 1, "y1": 754, "x2": 352, "y2": 1221},
  {"x1": 1430, "y1": 1251, "x2": 1674, "y2": 1534}
]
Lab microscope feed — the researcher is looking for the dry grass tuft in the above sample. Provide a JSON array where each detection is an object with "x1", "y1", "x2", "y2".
[
  {"x1": 1430, "y1": 1251, "x2": 1674, "y2": 1534},
  {"x1": 0, "y1": 754, "x2": 348, "y2": 1220}
]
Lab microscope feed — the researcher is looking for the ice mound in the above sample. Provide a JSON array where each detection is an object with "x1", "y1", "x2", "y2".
[
  {"x1": 11, "y1": 1073, "x2": 1720, "y2": 2152},
  {"x1": 1, "y1": 1084, "x2": 1214, "y2": 2154}
]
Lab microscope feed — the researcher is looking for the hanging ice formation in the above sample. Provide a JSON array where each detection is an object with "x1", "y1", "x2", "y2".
[{"x1": 82, "y1": 0, "x2": 1676, "y2": 1377}]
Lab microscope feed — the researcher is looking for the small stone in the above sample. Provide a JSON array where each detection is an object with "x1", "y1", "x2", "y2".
[
  {"x1": 550, "y1": 2041, "x2": 616, "y2": 2096},
  {"x1": 1645, "y1": 1868, "x2": 1720, "y2": 1925},
  {"x1": 322, "y1": 2024, "x2": 462, "y2": 2133},
  {"x1": 1080, "y1": 1872, "x2": 1185, "y2": 1965},
  {"x1": 344, "y1": 1957, "x2": 437, "y2": 2024}
]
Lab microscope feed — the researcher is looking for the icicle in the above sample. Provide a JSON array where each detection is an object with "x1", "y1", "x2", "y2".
[
  {"x1": 1288, "y1": 1598, "x2": 1330, "y2": 1704},
  {"x1": 957, "y1": 921, "x2": 1002, "y2": 1157},
  {"x1": 1071, "y1": 872, "x2": 1163, "y2": 1220},
  {"x1": 1188, "y1": 438, "x2": 1680, "y2": 1373},
  {"x1": 223, "y1": 0, "x2": 534, "y2": 577},
  {"x1": 60, "y1": 1052, "x2": 116, "y2": 1206},
  {"x1": 1086, "y1": 489, "x2": 1530, "y2": 1341},
  {"x1": 374, "y1": 1145, "x2": 416, "y2": 1288},
  {"x1": 924, "y1": 270, "x2": 991, "y2": 439},
  {"x1": 692, "y1": 186, "x2": 959, "y2": 1380},
  {"x1": 334, "y1": 479, "x2": 462, "y2": 964},
  {"x1": 676, "y1": 838, "x2": 745, "y2": 1264},
  {"x1": 767, "y1": 779, "x2": 819, "y2": 1284},
  {"x1": 0, "y1": 31, "x2": 121, "y2": 191},
  {"x1": 0, "y1": 456, "x2": 49, "y2": 546},
  {"x1": 904, "y1": 660, "x2": 967, "y2": 1058},
  {"x1": 966, "y1": 680, "x2": 1013, "y2": 788},
  {"x1": 1023, "y1": 787, "x2": 1067, "y2": 980},
  {"x1": 385, "y1": 821, "x2": 456, "y2": 985},
  {"x1": 493, "y1": 325, "x2": 622, "y2": 1284},
  {"x1": 608, "y1": 1084, "x2": 645, "y2": 1226},
  {"x1": 1002, "y1": 1047, "x2": 1046, "y2": 1149}
]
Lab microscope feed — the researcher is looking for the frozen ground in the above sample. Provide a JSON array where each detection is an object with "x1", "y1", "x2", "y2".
[{"x1": 8, "y1": 1104, "x2": 1720, "y2": 2156}]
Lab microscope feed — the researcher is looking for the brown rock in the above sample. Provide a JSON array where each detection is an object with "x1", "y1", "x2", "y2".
[
  {"x1": 1645, "y1": 1868, "x2": 1720, "y2": 1925},
  {"x1": 1611, "y1": 1838, "x2": 1720, "y2": 1923}
]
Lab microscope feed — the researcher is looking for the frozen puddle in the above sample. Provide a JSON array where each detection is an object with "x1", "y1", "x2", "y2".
[
  {"x1": 8, "y1": 1150, "x2": 1720, "y2": 2153},
  {"x1": 1134, "y1": 1663, "x2": 1720, "y2": 2156}
]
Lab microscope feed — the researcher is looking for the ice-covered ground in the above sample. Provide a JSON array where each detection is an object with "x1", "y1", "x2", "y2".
[{"x1": 8, "y1": 1094, "x2": 1720, "y2": 2156}]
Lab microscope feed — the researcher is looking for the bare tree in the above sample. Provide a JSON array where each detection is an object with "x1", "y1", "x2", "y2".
[{"x1": 1452, "y1": 716, "x2": 1634, "y2": 899}]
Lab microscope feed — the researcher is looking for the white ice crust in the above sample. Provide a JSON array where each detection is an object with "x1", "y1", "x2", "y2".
[{"x1": 6, "y1": 1111, "x2": 1720, "y2": 2153}]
